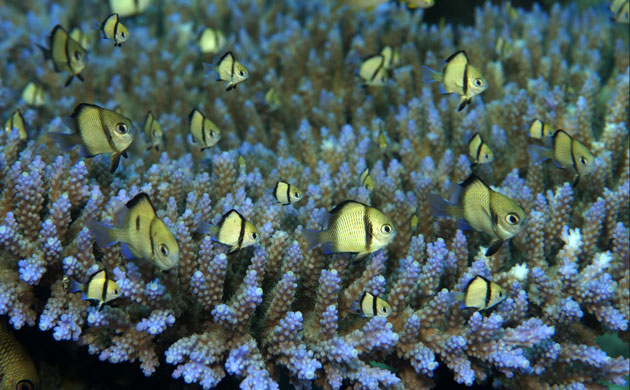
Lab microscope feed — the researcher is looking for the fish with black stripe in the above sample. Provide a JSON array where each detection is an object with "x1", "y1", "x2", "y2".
[
  {"x1": 353, "y1": 292, "x2": 391, "y2": 317},
  {"x1": 359, "y1": 168, "x2": 374, "y2": 191},
  {"x1": 100, "y1": 13, "x2": 129, "y2": 47},
  {"x1": 207, "y1": 51, "x2": 249, "y2": 91},
  {"x1": 458, "y1": 275, "x2": 506, "y2": 311},
  {"x1": 4, "y1": 109, "x2": 27, "y2": 141},
  {"x1": 188, "y1": 108, "x2": 221, "y2": 149},
  {"x1": 38, "y1": 25, "x2": 87, "y2": 87},
  {"x1": 49, "y1": 103, "x2": 134, "y2": 173},
  {"x1": 302, "y1": 200, "x2": 395, "y2": 258},
  {"x1": 423, "y1": 50, "x2": 487, "y2": 111},
  {"x1": 205, "y1": 209, "x2": 260, "y2": 252},
  {"x1": 610, "y1": 0, "x2": 629, "y2": 23},
  {"x1": 358, "y1": 54, "x2": 387, "y2": 87},
  {"x1": 527, "y1": 129, "x2": 594, "y2": 186},
  {"x1": 143, "y1": 110, "x2": 163, "y2": 151},
  {"x1": 428, "y1": 173, "x2": 526, "y2": 256},
  {"x1": 67, "y1": 269, "x2": 122, "y2": 311},
  {"x1": 87, "y1": 192, "x2": 179, "y2": 270},
  {"x1": 528, "y1": 118, "x2": 553, "y2": 140},
  {"x1": 273, "y1": 181, "x2": 303, "y2": 205},
  {"x1": 468, "y1": 132, "x2": 493, "y2": 167}
]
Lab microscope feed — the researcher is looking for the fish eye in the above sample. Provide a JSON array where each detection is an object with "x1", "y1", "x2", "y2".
[
  {"x1": 381, "y1": 224, "x2": 392, "y2": 234},
  {"x1": 293, "y1": 191, "x2": 301, "y2": 198},
  {"x1": 114, "y1": 289, "x2": 120, "y2": 295},
  {"x1": 121, "y1": 31, "x2": 127, "y2": 38},
  {"x1": 159, "y1": 244, "x2": 169, "y2": 256},
  {"x1": 251, "y1": 232, "x2": 259, "y2": 240},
  {"x1": 74, "y1": 51, "x2": 82, "y2": 60},
  {"x1": 498, "y1": 291, "x2": 504, "y2": 298},
  {"x1": 115, "y1": 123, "x2": 128, "y2": 134},
  {"x1": 484, "y1": 153, "x2": 489, "y2": 159},
  {"x1": 506, "y1": 213, "x2": 520, "y2": 225},
  {"x1": 16, "y1": 380, "x2": 34, "y2": 390},
  {"x1": 210, "y1": 130, "x2": 215, "y2": 137},
  {"x1": 238, "y1": 70, "x2": 245, "y2": 76},
  {"x1": 381, "y1": 306, "x2": 388, "y2": 313},
  {"x1": 579, "y1": 156, "x2": 588, "y2": 166},
  {"x1": 474, "y1": 78, "x2": 483, "y2": 87}
]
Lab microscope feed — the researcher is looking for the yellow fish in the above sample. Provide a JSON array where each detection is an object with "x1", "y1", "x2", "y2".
[
  {"x1": 428, "y1": 174, "x2": 526, "y2": 256},
  {"x1": 101, "y1": 14, "x2": 129, "y2": 47},
  {"x1": 404, "y1": 0, "x2": 434, "y2": 9},
  {"x1": 460, "y1": 275, "x2": 506, "y2": 311},
  {"x1": 109, "y1": 0, "x2": 150, "y2": 17},
  {"x1": 88, "y1": 193, "x2": 179, "y2": 270},
  {"x1": 380, "y1": 46, "x2": 400, "y2": 70},
  {"x1": 273, "y1": 181, "x2": 303, "y2": 205},
  {"x1": 188, "y1": 108, "x2": 221, "y2": 149},
  {"x1": 264, "y1": 87, "x2": 281, "y2": 111},
  {"x1": 410, "y1": 214, "x2": 419, "y2": 230},
  {"x1": 358, "y1": 54, "x2": 387, "y2": 87},
  {"x1": 68, "y1": 269, "x2": 122, "y2": 311},
  {"x1": 21, "y1": 81, "x2": 45, "y2": 107},
  {"x1": 377, "y1": 124, "x2": 387, "y2": 151},
  {"x1": 50, "y1": 103, "x2": 134, "y2": 173},
  {"x1": 0, "y1": 321, "x2": 40, "y2": 390},
  {"x1": 207, "y1": 51, "x2": 249, "y2": 91},
  {"x1": 528, "y1": 119, "x2": 553, "y2": 140},
  {"x1": 359, "y1": 168, "x2": 374, "y2": 191},
  {"x1": 303, "y1": 200, "x2": 395, "y2": 258},
  {"x1": 70, "y1": 27, "x2": 94, "y2": 50},
  {"x1": 610, "y1": 0, "x2": 629, "y2": 23},
  {"x1": 143, "y1": 111, "x2": 163, "y2": 151},
  {"x1": 209, "y1": 209, "x2": 260, "y2": 252},
  {"x1": 494, "y1": 37, "x2": 513, "y2": 60},
  {"x1": 4, "y1": 110, "x2": 27, "y2": 141},
  {"x1": 38, "y1": 25, "x2": 87, "y2": 87},
  {"x1": 424, "y1": 50, "x2": 487, "y2": 111},
  {"x1": 355, "y1": 292, "x2": 391, "y2": 317},
  {"x1": 528, "y1": 129, "x2": 595, "y2": 186},
  {"x1": 468, "y1": 133, "x2": 493, "y2": 167},
  {"x1": 198, "y1": 27, "x2": 226, "y2": 54}
]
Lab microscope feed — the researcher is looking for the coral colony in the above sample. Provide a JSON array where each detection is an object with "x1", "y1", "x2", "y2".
[{"x1": 0, "y1": 0, "x2": 629, "y2": 389}]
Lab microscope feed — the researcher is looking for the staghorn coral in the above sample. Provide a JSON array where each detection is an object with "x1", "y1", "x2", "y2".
[{"x1": 0, "y1": 0, "x2": 629, "y2": 389}]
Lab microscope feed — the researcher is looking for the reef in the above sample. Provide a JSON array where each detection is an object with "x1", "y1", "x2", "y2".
[{"x1": 0, "y1": 0, "x2": 629, "y2": 389}]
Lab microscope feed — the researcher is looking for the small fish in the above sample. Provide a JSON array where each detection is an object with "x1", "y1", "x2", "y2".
[
  {"x1": 238, "y1": 155, "x2": 247, "y2": 172},
  {"x1": 49, "y1": 103, "x2": 134, "y2": 173},
  {"x1": 494, "y1": 37, "x2": 513, "y2": 60},
  {"x1": 264, "y1": 87, "x2": 281, "y2": 111},
  {"x1": 468, "y1": 133, "x2": 493, "y2": 167},
  {"x1": 356, "y1": 292, "x2": 391, "y2": 317},
  {"x1": 70, "y1": 27, "x2": 94, "y2": 51},
  {"x1": 334, "y1": 0, "x2": 388, "y2": 12},
  {"x1": 87, "y1": 192, "x2": 179, "y2": 270},
  {"x1": 188, "y1": 108, "x2": 221, "y2": 149},
  {"x1": 68, "y1": 269, "x2": 121, "y2": 311},
  {"x1": 380, "y1": 46, "x2": 400, "y2": 70},
  {"x1": 527, "y1": 129, "x2": 595, "y2": 186},
  {"x1": 424, "y1": 50, "x2": 487, "y2": 111},
  {"x1": 377, "y1": 124, "x2": 388, "y2": 151},
  {"x1": 101, "y1": 14, "x2": 129, "y2": 47},
  {"x1": 528, "y1": 119, "x2": 553, "y2": 140},
  {"x1": 209, "y1": 209, "x2": 260, "y2": 252},
  {"x1": 143, "y1": 110, "x2": 163, "y2": 151},
  {"x1": 610, "y1": 0, "x2": 629, "y2": 23},
  {"x1": 198, "y1": 27, "x2": 226, "y2": 54},
  {"x1": 0, "y1": 321, "x2": 40, "y2": 390},
  {"x1": 358, "y1": 54, "x2": 387, "y2": 87},
  {"x1": 4, "y1": 109, "x2": 27, "y2": 141},
  {"x1": 273, "y1": 181, "x2": 303, "y2": 205},
  {"x1": 109, "y1": 0, "x2": 150, "y2": 17},
  {"x1": 410, "y1": 214, "x2": 419, "y2": 230},
  {"x1": 207, "y1": 51, "x2": 249, "y2": 91},
  {"x1": 302, "y1": 200, "x2": 395, "y2": 258},
  {"x1": 403, "y1": 0, "x2": 434, "y2": 9},
  {"x1": 460, "y1": 275, "x2": 506, "y2": 311},
  {"x1": 38, "y1": 25, "x2": 87, "y2": 87},
  {"x1": 428, "y1": 174, "x2": 526, "y2": 256},
  {"x1": 359, "y1": 168, "x2": 374, "y2": 191},
  {"x1": 21, "y1": 81, "x2": 45, "y2": 107}
]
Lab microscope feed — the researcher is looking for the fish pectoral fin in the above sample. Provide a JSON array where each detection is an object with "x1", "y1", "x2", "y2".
[
  {"x1": 485, "y1": 240, "x2": 504, "y2": 256},
  {"x1": 110, "y1": 153, "x2": 121, "y2": 173},
  {"x1": 456, "y1": 219, "x2": 473, "y2": 231},
  {"x1": 122, "y1": 150, "x2": 128, "y2": 158},
  {"x1": 64, "y1": 75, "x2": 74, "y2": 88},
  {"x1": 321, "y1": 242, "x2": 335, "y2": 255},
  {"x1": 572, "y1": 174, "x2": 580, "y2": 187},
  {"x1": 77, "y1": 74, "x2": 84, "y2": 82},
  {"x1": 457, "y1": 98, "x2": 470, "y2": 112},
  {"x1": 120, "y1": 243, "x2": 135, "y2": 259}
]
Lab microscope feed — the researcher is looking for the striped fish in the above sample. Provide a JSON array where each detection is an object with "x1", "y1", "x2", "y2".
[
  {"x1": 212, "y1": 209, "x2": 260, "y2": 252},
  {"x1": 273, "y1": 181, "x2": 303, "y2": 205},
  {"x1": 143, "y1": 110, "x2": 163, "y2": 151},
  {"x1": 359, "y1": 168, "x2": 374, "y2": 191},
  {"x1": 68, "y1": 269, "x2": 121, "y2": 311},
  {"x1": 461, "y1": 275, "x2": 506, "y2": 311},
  {"x1": 207, "y1": 51, "x2": 249, "y2": 91},
  {"x1": 357, "y1": 292, "x2": 391, "y2": 317},
  {"x1": 101, "y1": 13, "x2": 129, "y2": 47},
  {"x1": 188, "y1": 108, "x2": 221, "y2": 149},
  {"x1": 468, "y1": 132, "x2": 493, "y2": 167},
  {"x1": 38, "y1": 25, "x2": 87, "y2": 87},
  {"x1": 528, "y1": 119, "x2": 553, "y2": 139},
  {"x1": 4, "y1": 110, "x2": 27, "y2": 141},
  {"x1": 358, "y1": 54, "x2": 387, "y2": 87}
]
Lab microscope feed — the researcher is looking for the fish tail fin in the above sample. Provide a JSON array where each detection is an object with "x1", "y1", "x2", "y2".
[
  {"x1": 422, "y1": 65, "x2": 442, "y2": 84},
  {"x1": 68, "y1": 278, "x2": 84, "y2": 294},
  {"x1": 527, "y1": 144, "x2": 552, "y2": 164},
  {"x1": 427, "y1": 193, "x2": 454, "y2": 217},
  {"x1": 48, "y1": 132, "x2": 81, "y2": 152},
  {"x1": 302, "y1": 229, "x2": 321, "y2": 251},
  {"x1": 86, "y1": 220, "x2": 118, "y2": 248}
]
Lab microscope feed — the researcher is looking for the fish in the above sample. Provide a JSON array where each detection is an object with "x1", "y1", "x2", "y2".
[
  {"x1": 49, "y1": 103, "x2": 134, "y2": 173},
  {"x1": 198, "y1": 27, "x2": 226, "y2": 54},
  {"x1": 207, "y1": 51, "x2": 249, "y2": 91},
  {"x1": 610, "y1": 0, "x2": 629, "y2": 23},
  {"x1": 380, "y1": 46, "x2": 400, "y2": 70},
  {"x1": 355, "y1": 292, "x2": 391, "y2": 317},
  {"x1": 359, "y1": 168, "x2": 374, "y2": 191},
  {"x1": 404, "y1": 0, "x2": 434, "y2": 9},
  {"x1": 238, "y1": 155, "x2": 247, "y2": 172},
  {"x1": 273, "y1": 181, "x2": 303, "y2": 205},
  {"x1": 377, "y1": 124, "x2": 388, "y2": 151},
  {"x1": 264, "y1": 87, "x2": 281, "y2": 111},
  {"x1": 0, "y1": 320, "x2": 40, "y2": 390},
  {"x1": 4, "y1": 109, "x2": 27, "y2": 141},
  {"x1": 302, "y1": 200, "x2": 395, "y2": 258},
  {"x1": 423, "y1": 50, "x2": 487, "y2": 111},
  {"x1": 109, "y1": 0, "x2": 150, "y2": 17},
  {"x1": 468, "y1": 133, "x2": 493, "y2": 167},
  {"x1": 38, "y1": 25, "x2": 87, "y2": 87},
  {"x1": 68, "y1": 269, "x2": 122, "y2": 311},
  {"x1": 428, "y1": 173, "x2": 526, "y2": 256},
  {"x1": 87, "y1": 192, "x2": 180, "y2": 270},
  {"x1": 21, "y1": 81, "x2": 45, "y2": 107},
  {"x1": 410, "y1": 214, "x2": 419, "y2": 230},
  {"x1": 188, "y1": 108, "x2": 221, "y2": 149},
  {"x1": 100, "y1": 14, "x2": 129, "y2": 47},
  {"x1": 494, "y1": 37, "x2": 513, "y2": 60},
  {"x1": 527, "y1": 129, "x2": 595, "y2": 186},
  {"x1": 528, "y1": 119, "x2": 553, "y2": 140},
  {"x1": 460, "y1": 275, "x2": 506, "y2": 311},
  {"x1": 209, "y1": 209, "x2": 260, "y2": 252},
  {"x1": 143, "y1": 110, "x2": 163, "y2": 151},
  {"x1": 358, "y1": 54, "x2": 387, "y2": 87}
]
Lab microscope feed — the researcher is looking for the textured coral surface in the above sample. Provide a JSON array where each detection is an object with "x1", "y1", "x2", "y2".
[{"x1": 0, "y1": 0, "x2": 629, "y2": 389}]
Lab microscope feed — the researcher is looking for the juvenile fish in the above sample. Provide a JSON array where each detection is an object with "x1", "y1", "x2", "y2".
[
  {"x1": 359, "y1": 168, "x2": 374, "y2": 191},
  {"x1": 610, "y1": 0, "x2": 629, "y2": 23},
  {"x1": 4, "y1": 110, "x2": 27, "y2": 141},
  {"x1": 527, "y1": 129, "x2": 594, "y2": 185},
  {"x1": 49, "y1": 103, "x2": 134, "y2": 173},
  {"x1": 424, "y1": 50, "x2": 487, "y2": 111},
  {"x1": 428, "y1": 174, "x2": 526, "y2": 256},
  {"x1": 404, "y1": 0, "x2": 434, "y2": 9},
  {"x1": 88, "y1": 192, "x2": 179, "y2": 270},
  {"x1": 468, "y1": 133, "x2": 493, "y2": 167},
  {"x1": 0, "y1": 321, "x2": 40, "y2": 390},
  {"x1": 303, "y1": 200, "x2": 395, "y2": 258},
  {"x1": 21, "y1": 81, "x2": 45, "y2": 107},
  {"x1": 208, "y1": 209, "x2": 260, "y2": 252},
  {"x1": 143, "y1": 110, "x2": 163, "y2": 151},
  {"x1": 264, "y1": 87, "x2": 281, "y2": 111},
  {"x1": 380, "y1": 46, "x2": 400, "y2": 70},
  {"x1": 189, "y1": 108, "x2": 221, "y2": 149},
  {"x1": 109, "y1": 0, "x2": 150, "y2": 17},
  {"x1": 460, "y1": 275, "x2": 506, "y2": 311},
  {"x1": 528, "y1": 119, "x2": 553, "y2": 140},
  {"x1": 358, "y1": 54, "x2": 387, "y2": 86},
  {"x1": 38, "y1": 25, "x2": 87, "y2": 87},
  {"x1": 198, "y1": 27, "x2": 226, "y2": 54},
  {"x1": 68, "y1": 269, "x2": 121, "y2": 311},
  {"x1": 207, "y1": 51, "x2": 249, "y2": 91},
  {"x1": 354, "y1": 292, "x2": 391, "y2": 317},
  {"x1": 101, "y1": 13, "x2": 129, "y2": 47},
  {"x1": 273, "y1": 181, "x2": 303, "y2": 205},
  {"x1": 494, "y1": 37, "x2": 513, "y2": 60}
]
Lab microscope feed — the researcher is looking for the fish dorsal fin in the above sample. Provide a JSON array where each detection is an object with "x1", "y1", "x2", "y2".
[
  {"x1": 328, "y1": 200, "x2": 368, "y2": 215},
  {"x1": 219, "y1": 209, "x2": 244, "y2": 228},
  {"x1": 218, "y1": 51, "x2": 234, "y2": 67},
  {"x1": 125, "y1": 192, "x2": 157, "y2": 216},
  {"x1": 88, "y1": 269, "x2": 107, "y2": 284},
  {"x1": 445, "y1": 50, "x2": 469, "y2": 65},
  {"x1": 460, "y1": 173, "x2": 488, "y2": 190},
  {"x1": 188, "y1": 108, "x2": 202, "y2": 121}
]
